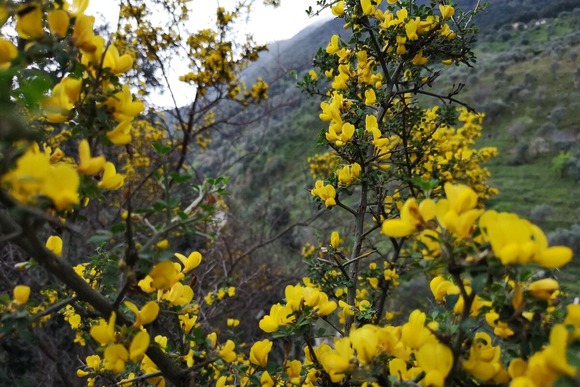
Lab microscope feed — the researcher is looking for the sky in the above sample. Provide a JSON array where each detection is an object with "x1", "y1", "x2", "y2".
[{"x1": 86, "y1": 0, "x2": 332, "y2": 107}]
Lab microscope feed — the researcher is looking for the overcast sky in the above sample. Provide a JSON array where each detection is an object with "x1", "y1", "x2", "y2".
[{"x1": 87, "y1": 1, "x2": 332, "y2": 107}]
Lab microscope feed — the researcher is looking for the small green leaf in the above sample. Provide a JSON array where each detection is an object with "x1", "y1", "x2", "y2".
[
  {"x1": 87, "y1": 230, "x2": 113, "y2": 244},
  {"x1": 445, "y1": 294, "x2": 460, "y2": 310}
]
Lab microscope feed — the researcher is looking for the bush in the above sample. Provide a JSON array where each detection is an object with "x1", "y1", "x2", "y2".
[
  {"x1": 529, "y1": 204, "x2": 554, "y2": 223},
  {"x1": 482, "y1": 99, "x2": 509, "y2": 119},
  {"x1": 1, "y1": 2, "x2": 579, "y2": 387},
  {"x1": 536, "y1": 122, "x2": 558, "y2": 137},
  {"x1": 549, "y1": 224, "x2": 580, "y2": 258},
  {"x1": 524, "y1": 72, "x2": 537, "y2": 86},
  {"x1": 550, "y1": 106, "x2": 568, "y2": 124},
  {"x1": 550, "y1": 61, "x2": 560, "y2": 79},
  {"x1": 511, "y1": 141, "x2": 530, "y2": 165}
]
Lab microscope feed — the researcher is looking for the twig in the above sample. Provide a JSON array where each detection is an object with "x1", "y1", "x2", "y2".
[
  {"x1": 321, "y1": 317, "x2": 345, "y2": 337},
  {"x1": 342, "y1": 250, "x2": 376, "y2": 267},
  {"x1": 32, "y1": 296, "x2": 78, "y2": 322}
]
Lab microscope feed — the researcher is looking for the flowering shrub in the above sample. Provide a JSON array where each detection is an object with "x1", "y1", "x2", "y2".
[{"x1": 0, "y1": 1, "x2": 578, "y2": 387}]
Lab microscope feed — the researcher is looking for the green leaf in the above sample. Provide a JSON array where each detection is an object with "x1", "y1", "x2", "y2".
[
  {"x1": 87, "y1": 230, "x2": 114, "y2": 244},
  {"x1": 471, "y1": 272, "x2": 488, "y2": 293},
  {"x1": 170, "y1": 172, "x2": 192, "y2": 183},
  {"x1": 110, "y1": 223, "x2": 126, "y2": 234},
  {"x1": 18, "y1": 330, "x2": 36, "y2": 344},
  {"x1": 445, "y1": 294, "x2": 460, "y2": 310},
  {"x1": 153, "y1": 142, "x2": 171, "y2": 155}
]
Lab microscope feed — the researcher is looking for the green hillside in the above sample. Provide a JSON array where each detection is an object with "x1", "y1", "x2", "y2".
[{"x1": 195, "y1": 0, "x2": 580, "y2": 259}]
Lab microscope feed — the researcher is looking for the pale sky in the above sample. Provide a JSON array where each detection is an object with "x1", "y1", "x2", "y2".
[{"x1": 87, "y1": 0, "x2": 332, "y2": 107}]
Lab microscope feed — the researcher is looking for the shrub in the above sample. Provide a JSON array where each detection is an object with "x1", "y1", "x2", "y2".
[
  {"x1": 536, "y1": 122, "x2": 558, "y2": 137},
  {"x1": 512, "y1": 141, "x2": 530, "y2": 165},
  {"x1": 550, "y1": 106, "x2": 568, "y2": 124},
  {"x1": 529, "y1": 204, "x2": 554, "y2": 223},
  {"x1": 552, "y1": 151, "x2": 573, "y2": 175},
  {"x1": 549, "y1": 224, "x2": 580, "y2": 258}
]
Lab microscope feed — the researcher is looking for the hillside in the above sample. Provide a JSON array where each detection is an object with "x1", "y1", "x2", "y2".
[{"x1": 193, "y1": 0, "x2": 580, "y2": 261}]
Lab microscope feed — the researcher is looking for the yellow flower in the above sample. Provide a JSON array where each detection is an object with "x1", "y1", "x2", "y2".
[
  {"x1": 485, "y1": 311, "x2": 514, "y2": 339},
  {"x1": 104, "y1": 84, "x2": 145, "y2": 122},
  {"x1": 129, "y1": 330, "x2": 150, "y2": 362},
  {"x1": 43, "y1": 163, "x2": 80, "y2": 210},
  {"x1": 218, "y1": 340, "x2": 237, "y2": 362},
  {"x1": 147, "y1": 261, "x2": 180, "y2": 291},
  {"x1": 401, "y1": 310, "x2": 432, "y2": 350},
  {"x1": 326, "y1": 35, "x2": 340, "y2": 54},
  {"x1": 389, "y1": 358, "x2": 421, "y2": 381},
  {"x1": 311, "y1": 180, "x2": 337, "y2": 208},
  {"x1": 396, "y1": 36, "x2": 407, "y2": 55},
  {"x1": 138, "y1": 275, "x2": 155, "y2": 293},
  {"x1": 331, "y1": 232, "x2": 340, "y2": 248},
  {"x1": 16, "y1": 4, "x2": 44, "y2": 39},
  {"x1": 86, "y1": 354, "x2": 101, "y2": 371},
  {"x1": 361, "y1": 0, "x2": 374, "y2": 15},
  {"x1": 0, "y1": 6, "x2": 8, "y2": 27},
  {"x1": 90, "y1": 312, "x2": 117, "y2": 346},
  {"x1": 174, "y1": 251, "x2": 202, "y2": 273},
  {"x1": 48, "y1": 10, "x2": 70, "y2": 38},
  {"x1": 528, "y1": 279, "x2": 559, "y2": 301},
  {"x1": 103, "y1": 45, "x2": 134, "y2": 75},
  {"x1": 326, "y1": 122, "x2": 355, "y2": 147},
  {"x1": 436, "y1": 183, "x2": 482, "y2": 238},
  {"x1": 439, "y1": 5, "x2": 455, "y2": 20},
  {"x1": 106, "y1": 121, "x2": 132, "y2": 145},
  {"x1": 405, "y1": 18, "x2": 419, "y2": 40},
  {"x1": 285, "y1": 284, "x2": 337, "y2": 316},
  {"x1": 104, "y1": 344, "x2": 128, "y2": 374},
  {"x1": 365, "y1": 89, "x2": 376, "y2": 105},
  {"x1": 179, "y1": 313, "x2": 197, "y2": 333},
  {"x1": 480, "y1": 210, "x2": 573, "y2": 268},
  {"x1": 46, "y1": 236, "x2": 63, "y2": 257},
  {"x1": 68, "y1": 0, "x2": 90, "y2": 17},
  {"x1": 319, "y1": 338, "x2": 353, "y2": 382},
  {"x1": 349, "y1": 325, "x2": 385, "y2": 364},
  {"x1": 13, "y1": 285, "x2": 30, "y2": 305},
  {"x1": 285, "y1": 360, "x2": 302, "y2": 385},
  {"x1": 429, "y1": 276, "x2": 456, "y2": 302},
  {"x1": 411, "y1": 49, "x2": 428, "y2": 66},
  {"x1": 331, "y1": 1, "x2": 345, "y2": 16},
  {"x1": 463, "y1": 332, "x2": 502, "y2": 381},
  {"x1": 77, "y1": 140, "x2": 105, "y2": 175},
  {"x1": 119, "y1": 373, "x2": 135, "y2": 387},
  {"x1": 162, "y1": 282, "x2": 194, "y2": 306},
  {"x1": 544, "y1": 324, "x2": 576, "y2": 377},
  {"x1": 72, "y1": 14, "x2": 97, "y2": 52},
  {"x1": 261, "y1": 371, "x2": 274, "y2": 387},
  {"x1": 227, "y1": 318, "x2": 240, "y2": 327},
  {"x1": 416, "y1": 340, "x2": 453, "y2": 387},
  {"x1": 250, "y1": 339, "x2": 273, "y2": 367},
  {"x1": 124, "y1": 301, "x2": 159, "y2": 328},
  {"x1": 0, "y1": 38, "x2": 18, "y2": 69},
  {"x1": 510, "y1": 376, "x2": 537, "y2": 387},
  {"x1": 156, "y1": 239, "x2": 169, "y2": 250},
  {"x1": 43, "y1": 76, "x2": 83, "y2": 122},
  {"x1": 259, "y1": 303, "x2": 295, "y2": 333},
  {"x1": 382, "y1": 197, "x2": 436, "y2": 237},
  {"x1": 97, "y1": 162, "x2": 124, "y2": 190}
]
